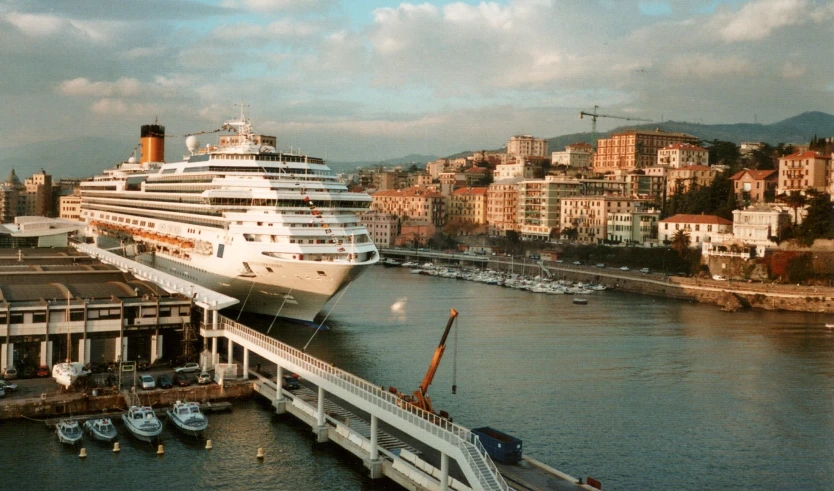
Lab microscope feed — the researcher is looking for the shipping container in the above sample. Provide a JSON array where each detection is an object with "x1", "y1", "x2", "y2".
[{"x1": 471, "y1": 427, "x2": 522, "y2": 464}]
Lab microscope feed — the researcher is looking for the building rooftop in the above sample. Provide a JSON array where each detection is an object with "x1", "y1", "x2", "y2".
[
  {"x1": 729, "y1": 169, "x2": 777, "y2": 181},
  {"x1": 660, "y1": 214, "x2": 733, "y2": 225}
]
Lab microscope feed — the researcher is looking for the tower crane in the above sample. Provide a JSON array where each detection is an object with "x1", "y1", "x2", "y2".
[{"x1": 579, "y1": 105, "x2": 652, "y2": 134}]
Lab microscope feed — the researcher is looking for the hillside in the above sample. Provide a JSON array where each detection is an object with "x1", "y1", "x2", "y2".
[{"x1": 1, "y1": 112, "x2": 831, "y2": 180}]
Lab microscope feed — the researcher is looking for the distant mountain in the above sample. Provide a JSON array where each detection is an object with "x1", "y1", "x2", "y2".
[
  {"x1": 329, "y1": 154, "x2": 438, "y2": 174},
  {"x1": 545, "y1": 111, "x2": 834, "y2": 152},
  {"x1": 1, "y1": 112, "x2": 830, "y2": 181}
]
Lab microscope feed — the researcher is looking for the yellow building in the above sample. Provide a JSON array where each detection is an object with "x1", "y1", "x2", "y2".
[
  {"x1": 667, "y1": 165, "x2": 717, "y2": 196},
  {"x1": 776, "y1": 151, "x2": 831, "y2": 195},
  {"x1": 448, "y1": 187, "x2": 488, "y2": 225},
  {"x1": 58, "y1": 195, "x2": 82, "y2": 221},
  {"x1": 487, "y1": 180, "x2": 520, "y2": 236},
  {"x1": 370, "y1": 187, "x2": 447, "y2": 226}
]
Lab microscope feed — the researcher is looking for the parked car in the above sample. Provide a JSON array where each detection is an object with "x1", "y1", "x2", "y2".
[
  {"x1": 0, "y1": 386, "x2": 4, "y2": 398},
  {"x1": 572, "y1": 261, "x2": 581, "y2": 265},
  {"x1": 156, "y1": 374, "x2": 173, "y2": 389},
  {"x1": 282, "y1": 375, "x2": 300, "y2": 390},
  {"x1": 712, "y1": 275, "x2": 727, "y2": 281},
  {"x1": 197, "y1": 372, "x2": 212, "y2": 385},
  {"x1": 173, "y1": 373, "x2": 192, "y2": 387},
  {"x1": 21, "y1": 366, "x2": 36, "y2": 379},
  {"x1": 0, "y1": 380, "x2": 17, "y2": 392},
  {"x1": 596, "y1": 263, "x2": 605, "y2": 268},
  {"x1": 3, "y1": 367, "x2": 18, "y2": 380},
  {"x1": 36, "y1": 365, "x2": 50, "y2": 377},
  {"x1": 639, "y1": 268, "x2": 650, "y2": 274},
  {"x1": 139, "y1": 374, "x2": 155, "y2": 390},
  {"x1": 620, "y1": 266, "x2": 629, "y2": 271},
  {"x1": 174, "y1": 362, "x2": 200, "y2": 374}
]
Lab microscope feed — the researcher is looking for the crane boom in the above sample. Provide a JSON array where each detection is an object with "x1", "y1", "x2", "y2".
[
  {"x1": 419, "y1": 308, "x2": 459, "y2": 394},
  {"x1": 579, "y1": 105, "x2": 652, "y2": 133}
]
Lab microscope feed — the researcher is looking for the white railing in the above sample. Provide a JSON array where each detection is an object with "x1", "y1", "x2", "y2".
[{"x1": 215, "y1": 315, "x2": 508, "y2": 491}]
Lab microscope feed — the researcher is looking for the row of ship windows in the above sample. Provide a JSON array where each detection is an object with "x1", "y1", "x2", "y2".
[{"x1": 176, "y1": 165, "x2": 329, "y2": 176}]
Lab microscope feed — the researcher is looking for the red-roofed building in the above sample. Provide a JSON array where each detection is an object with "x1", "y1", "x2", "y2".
[
  {"x1": 593, "y1": 129, "x2": 699, "y2": 174},
  {"x1": 448, "y1": 187, "x2": 488, "y2": 225},
  {"x1": 776, "y1": 151, "x2": 831, "y2": 195},
  {"x1": 657, "y1": 143, "x2": 709, "y2": 168},
  {"x1": 730, "y1": 169, "x2": 777, "y2": 204},
  {"x1": 667, "y1": 165, "x2": 717, "y2": 196},
  {"x1": 370, "y1": 187, "x2": 447, "y2": 226},
  {"x1": 658, "y1": 214, "x2": 733, "y2": 246}
]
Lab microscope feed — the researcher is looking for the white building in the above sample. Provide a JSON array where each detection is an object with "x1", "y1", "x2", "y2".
[
  {"x1": 657, "y1": 143, "x2": 709, "y2": 168},
  {"x1": 507, "y1": 135, "x2": 548, "y2": 158},
  {"x1": 658, "y1": 214, "x2": 733, "y2": 246},
  {"x1": 551, "y1": 142, "x2": 594, "y2": 169},
  {"x1": 731, "y1": 204, "x2": 791, "y2": 247},
  {"x1": 607, "y1": 209, "x2": 660, "y2": 245}
]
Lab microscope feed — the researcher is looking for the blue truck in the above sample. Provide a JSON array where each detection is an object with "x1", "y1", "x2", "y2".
[{"x1": 472, "y1": 427, "x2": 523, "y2": 464}]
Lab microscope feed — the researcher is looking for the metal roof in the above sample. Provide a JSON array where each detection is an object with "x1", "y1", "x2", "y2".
[{"x1": 72, "y1": 243, "x2": 239, "y2": 311}]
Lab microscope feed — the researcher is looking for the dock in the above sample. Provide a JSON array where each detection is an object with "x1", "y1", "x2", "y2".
[{"x1": 205, "y1": 315, "x2": 598, "y2": 491}]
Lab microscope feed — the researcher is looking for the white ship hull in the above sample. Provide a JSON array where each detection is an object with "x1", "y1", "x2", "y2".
[{"x1": 133, "y1": 249, "x2": 373, "y2": 322}]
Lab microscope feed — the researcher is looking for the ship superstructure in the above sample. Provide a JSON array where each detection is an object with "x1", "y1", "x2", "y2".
[{"x1": 80, "y1": 113, "x2": 378, "y2": 322}]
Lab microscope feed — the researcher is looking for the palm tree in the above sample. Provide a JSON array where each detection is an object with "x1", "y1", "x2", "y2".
[
  {"x1": 670, "y1": 229, "x2": 691, "y2": 256},
  {"x1": 782, "y1": 191, "x2": 807, "y2": 225}
]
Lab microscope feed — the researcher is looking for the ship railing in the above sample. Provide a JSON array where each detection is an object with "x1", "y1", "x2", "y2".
[{"x1": 217, "y1": 315, "x2": 508, "y2": 491}]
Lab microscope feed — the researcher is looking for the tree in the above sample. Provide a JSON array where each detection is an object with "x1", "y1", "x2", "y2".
[
  {"x1": 670, "y1": 229, "x2": 691, "y2": 257},
  {"x1": 793, "y1": 193, "x2": 834, "y2": 246},
  {"x1": 705, "y1": 140, "x2": 740, "y2": 167},
  {"x1": 782, "y1": 191, "x2": 807, "y2": 225},
  {"x1": 561, "y1": 227, "x2": 579, "y2": 241}
]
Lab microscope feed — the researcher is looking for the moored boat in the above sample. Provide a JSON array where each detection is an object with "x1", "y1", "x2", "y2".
[
  {"x1": 84, "y1": 418, "x2": 118, "y2": 442},
  {"x1": 56, "y1": 419, "x2": 83, "y2": 445},
  {"x1": 122, "y1": 406, "x2": 163, "y2": 442},
  {"x1": 166, "y1": 401, "x2": 208, "y2": 437},
  {"x1": 573, "y1": 297, "x2": 588, "y2": 305}
]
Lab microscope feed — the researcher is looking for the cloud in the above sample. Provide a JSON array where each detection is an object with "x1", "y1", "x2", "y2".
[
  {"x1": 58, "y1": 77, "x2": 144, "y2": 98},
  {"x1": 663, "y1": 54, "x2": 757, "y2": 80},
  {"x1": 715, "y1": 0, "x2": 833, "y2": 42},
  {"x1": 90, "y1": 98, "x2": 160, "y2": 117},
  {"x1": 211, "y1": 19, "x2": 321, "y2": 42},
  {"x1": 222, "y1": 0, "x2": 337, "y2": 13}
]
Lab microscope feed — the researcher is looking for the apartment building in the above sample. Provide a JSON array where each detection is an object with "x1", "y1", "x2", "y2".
[
  {"x1": 667, "y1": 165, "x2": 717, "y2": 196},
  {"x1": 494, "y1": 160, "x2": 536, "y2": 180},
  {"x1": 552, "y1": 142, "x2": 594, "y2": 169},
  {"x1": 507, "y1": 135, "x2": 548, "y2": 158},
  {"x1": 370, "y1": 187, "x2": 447, "y2": 226},
  {"x1": 731, "y1": 204, "x2": 790, "y2": 246},
  {"x1": 487, "y1": 179, "x2": 521, "y2": 236},
  {"x1": 606, "y1": 208, "x2": 660, "y2": 245},
  {"x1": 657, "y1": 143, "x2": 709, "y2": 168},
  {"x1": 359, "y1": 212, "x2": 398, "y2": 248},
  {"x1": 448, "y1": 187, "x2": 488, "y2": 225},
  {"x1": 592, "y1": 129, "x2": 699, "y2": 174},
  {"x1": 58, "y1": 194, "x2": 82, "y2": 221},
  {"x1": 776, "y1": 151, "x2": 831, "y2": 195},
  {"x1": 518, "y1": 176, "x2": 581, "y2": 240},
  {"x1": 560, "y1": 196, "x2": 641, "y2": 244},
  {"x1": 730, "y1": 169, "x2": 777, "y2": 204},
  {"x1": 658, "y1": 214, "x2": 732, "y2": 246}
]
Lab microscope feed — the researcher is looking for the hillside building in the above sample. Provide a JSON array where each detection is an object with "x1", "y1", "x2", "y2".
[
  {"x1": 370, "y1": 187, "x2": 447, "y2": 227},
  {"x1": 507, "y1": 135, "x2": 548, "y2": 158},
  {"x1": 657, "y1": 143, "x2": 709, "y2": 168},
  {"x1": 730, "y1": 169, "x2": 777, "y2": 204},
  {"x1": 658, "y1": 214, "x2": 732, "y2": 246},
  {"x1": 666, "y1": 165, "x2": 718, "y2": 196},
  {"x1": 776, "y1": 151, "x2": 831, "y2": 196},
  {"x1": 592, "y1": 129, "x2": 699, "y2": 174}
]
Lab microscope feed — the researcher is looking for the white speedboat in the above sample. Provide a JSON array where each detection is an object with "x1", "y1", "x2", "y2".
[
  {"x1": 79, "y1": 110, "x2": 378, "y2": 322},
  {"x1": 84, "y1": 418, "x2": 118, "y2": 442},
  {"x1": 122, "y1": 406, "x2": 163, "y2": 442},
  {"x1": 56, "y1": 419, "x2": 83, "y2": 445},
  {"x1": 166, "y1": 401, "x2": 208, "y2": 437}
]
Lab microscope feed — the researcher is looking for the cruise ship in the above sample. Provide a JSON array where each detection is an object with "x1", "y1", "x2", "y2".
[{"x1": 79, "y1": 112, "x2": 378, "y2": 322}]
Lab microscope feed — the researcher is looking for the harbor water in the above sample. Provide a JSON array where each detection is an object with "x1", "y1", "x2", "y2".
[{"x1": 6, "y1": 266, "x2": 834, "y2": 490}]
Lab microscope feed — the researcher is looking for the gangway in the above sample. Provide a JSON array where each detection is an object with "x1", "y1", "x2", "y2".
[{"x1": 203, "y1": 315, "x2": 510, "y2": 491}]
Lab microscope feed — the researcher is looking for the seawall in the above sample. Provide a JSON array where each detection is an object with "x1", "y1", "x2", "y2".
[{"x1": 489, "y1": 260, "x2": 834, "y2": 313}]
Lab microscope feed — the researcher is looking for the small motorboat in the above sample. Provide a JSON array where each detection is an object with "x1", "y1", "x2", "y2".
[
  {"x1": 166, "y1": 400, "x2": 208, "y2": 437},
  {"x1": 56, "y1": 419, "x2": 83, "y2": 445},
  {"x1": 573, "y1": 297, "x2": 588, "y2": 305},
  {"x1": 84, "y1": 418, "x2": 118, "y2": 442},
  {"x1": 122, "y1": 406, "x2": 163, "y2": 442}
]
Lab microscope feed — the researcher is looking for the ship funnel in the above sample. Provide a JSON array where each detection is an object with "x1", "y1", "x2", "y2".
[{"x1": 140, "y1": 124, "x2": 165, "y2": 163}]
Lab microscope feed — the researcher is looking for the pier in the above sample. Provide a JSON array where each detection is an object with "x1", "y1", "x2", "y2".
[{"x1": 205, "y1": 315, "x2": 592, "y2": 491}]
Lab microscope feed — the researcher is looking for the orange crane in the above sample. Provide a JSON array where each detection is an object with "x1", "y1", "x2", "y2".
[
  {"x1": 579, "y1": 105, "x2": 652, "y2": 134},
  {"x1": 391, "y1": 308, "x2": 459, "y2": 420}
]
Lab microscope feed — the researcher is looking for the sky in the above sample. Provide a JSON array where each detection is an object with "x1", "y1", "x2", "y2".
[{"x1": 1, "y1": 0, "x2": 832, "y2": 162}]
